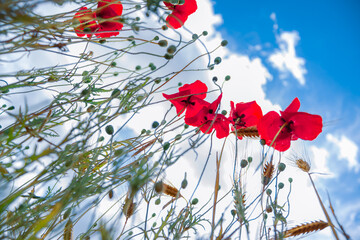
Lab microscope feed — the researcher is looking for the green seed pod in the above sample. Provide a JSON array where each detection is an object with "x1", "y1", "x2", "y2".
[
  {"x1": 152, "y1": 222, "x2": 157, "y2": 228},
  {"x1": 82, "y1": 70, "x2": 89, "y2": 76},
  {"x1": 247, "y1": 156, "x2": 253, "y2": 163},
  {"x1": 231, "y1": 209, "x2": 237, "y2": 216},
  {"x1": 161, "y1": 120, "x2": 166, "y2": 125},
  {"x1": 154, "y1": 36, "x2": 159, "y2": 40},
  {"x1": 167, "y1": 45, "x2": 177, "y2": 54},
  {"x1": 135, "y1": 65, "x2": 141, "y2": 70},
  {"x1": 278, "y1": 163, "x2": 286, "y2": 172},
  {"x1": 202, "y1": 31, "x2": 208, "y2": 36},
  {"x1": 158, "y1": 40, "x2": 168, "y2": 47},
  {"x1": 81, "y1": 89, "x2": 90, "y2": 96},
  {"x1": 260, "y1": 139, "x2": 266, "y2": 146},
  {"x1": 225, "y1": 75, "x2": 231, "y2": 81},
  {"x1": 111, "y1": 88, "x2": 121, "y2": 97},
  {"x1": 266, "y1": 189, "x2": 272, "y2": 196},
  {"x1": 288, "y1": 177, "x2": 293, "y2": 183},
  {"x1": 114, "y1": 149, "x2": 123, "y2": 156},
  {"x1": 221, "y1": 110, "x2": 227, "y2": 115},
  {"x1": 155, "y1": 198, "x2": 161, "y2": 205},
  {"x1": 152, "y1": 121, "x2": 159, "y2": 128},
  {"x1": 98, "y1": 136, "x2": 105, "y2": 142},
  {"x1": 181, "y1": 179, "x2": 188, "y2": 189},
  {"x1": 178, "y1": 82, "x2": 182, "y2": 86},
  {"x1": 175, "y1": 134, "x2": 182, "y2": 141},
  {"x1": 86, "y1": 105, "x2": 95, "y2": 112},
  {"x1": 214, "y1": 57, "x2": 222, "y2": 65},
  {"x1": 264, "y1": 213, "x2": 268, "y2": 219},
  {"x1": 135, "y1": 4, "x2": 141, "y2": 10},
  {"x1": 105, "y1": 125, "x2": 114, "y2": 135},
  {"x1": 141, "y1": 129, "x2": 146, "y2": 134},
  {"x1": 184, "y1": 124, "x2": 189, "y2": 129},
  {"x1": 191, "y1": 198, "x2": 199, "y2": 205},
  {"x1": 163, "y1": 142, "x2": 170, "y2": 151},
  {"x1": 152, "y1": 213, "x2": 156, "y2": 217},
  {"x1": 162, "y1": 25, "x2": 168, "y2": 30},
  {"x1": 212, "y1": 76, "x2": 218, "y2": 82},
  {"x1": 63, "y1": 208, "x2": 71, "y2": 219},
  {"x1": 111, "y1": 61, "x2": 117, "y2": 67},
  {"x1": 192, "y1": 34, "x2": 198, "y2": 40},
  {"x1": 164, "y1": 53, "x2": 173, "y2": 60},
  {"x1": 221, "y1": 40, "x2": 228, "y2": 46},
  {"x1": 240, "y1": 159, "x2": 248, "y2": 168},
  {"x1": 99, "y1": 39, "x2": 106, "y2": 44},
  {"x1": 278, "y1": 182, "x2": 284, "y2": 189}
]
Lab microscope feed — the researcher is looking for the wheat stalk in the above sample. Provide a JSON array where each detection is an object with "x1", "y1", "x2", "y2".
[{"x1": 284, "y1": 220, "x2": 329, "y2": 238}]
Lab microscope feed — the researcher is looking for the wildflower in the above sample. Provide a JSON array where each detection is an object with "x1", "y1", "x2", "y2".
[
  {"x1": 73, "y1": 7, "x2": 99, "y2": 38},
  {"x1": 162, "y1": 80, "x2": 208, "y2": 118},
  {"x1": 258, "y1": 97, "x2": 323, "y2": 152},
  {"x1": 229, "y1": 101, "x2": 263, "y2": 139},
  {"x1": 164, "y1": 0, "x2": 197, "y2": 29},
  {"x1": 185, "y1": 94, "x2": 230, "y2": 139},
  {"x1": 96, "y1": 0, "x2": 124, "y2": 38}
]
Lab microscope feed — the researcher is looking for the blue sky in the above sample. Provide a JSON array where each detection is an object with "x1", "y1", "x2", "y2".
[{"x1": 209, "y1": 0, "x2": 360, "y2": 238}]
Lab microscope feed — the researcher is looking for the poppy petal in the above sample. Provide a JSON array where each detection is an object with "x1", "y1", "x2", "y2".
[{"x1": 286, "y1": 112, "x2": 323, "y2": 140}]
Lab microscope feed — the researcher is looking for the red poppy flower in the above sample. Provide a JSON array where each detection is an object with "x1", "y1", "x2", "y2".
[
  {"x1": 164, "y1": 0, "x2": 197, "y2": 29},
  {"x1": 162, "y1": 80, "x2": 208, "y2": 118},
  {"x1": 95, "y1": 0, "x2": 124, "y2": 38},
  {"x1": 257, "y1": 97, "x2": 323, "y2": 152},
  {"x1": 185, "y1": 94, "x2": 230, "y2": 139},
  {"x1": 74, "y1": 7, "x2": 99, "y2": 38},
  {"x1": 229, "y1": 101, "x2": 263, "y2": 139}
]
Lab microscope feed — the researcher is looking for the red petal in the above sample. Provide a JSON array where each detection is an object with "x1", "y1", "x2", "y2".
[
  {"x1": 163, "y1": 91, "x2": 191, "y2": 116},
  {"x1": 285, "y1": 112, "x2": 323, "y2": 140},
  {"x1": 97, "y1": 0, "x2": 123, "y2": 17},
  {"x1": 258, "y1": 111, "x2": 292, "y2": 152},
  {"x1": 214, "y1": 115, "x2": 230, "y2": 139},
  {"x1": 74, "y1": 7, "x2": 99, "y2": 38},
  {"x1": 178, "y1": 80, "x2": 207, "y2": 100},
  {"x1": 209, "y1": 93, "x2": 222, "y2": 113},
  {"x1": 166, "y1": 12, "x2": 188, "y2": 29},
  {"x1": 184, "y1": 98, "x2": 209, "y2": 118},
  {"x1": 230, "y1": 100, "x2": 263, "y2": 128},
  {"x1": 283, "y1": 97, "x2": 300, "y2": 113},
  {"x1": 95, "y1": 22, "x2": 123, "y2": 38}
]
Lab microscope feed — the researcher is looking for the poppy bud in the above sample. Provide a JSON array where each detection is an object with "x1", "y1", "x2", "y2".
[
  {"x1": 278, "y1": 163, "x2": 286, "y2": 172},
  {"x1": 152, "y1": 121, "x2": 159, "y2": 128},
  {"x1": 214, "y1": 57, "x2": 222, "y2": 65},
  {"x1": 158, "y1": 40, "x2": 168, "y2": 47},
  {"x1": 240, "y1": 159, "x2": 248, "y2": 168},
  {"x1": 191, "y1": 198, "x2": 198, "y2": 205},
  {"x1": 202, "y1": 31, "x2": 208, "y2": 36},
  {"x1": 225, "y1": 75, "x2": 231, "y2": 81},
  {"x1": 105, "y1": 125, "x2": 114, "y2": 135},
  {"x1": 192, "y1": 34, "x2": 198, "y2": 40},
  {"x1": 221, "y1": 40, "x2": 228, "y2": 46},
  {"x1": 163, "y1": 142, "x2": 170, "y2": 151},
  {"x1": 288, "y1": 177, "x2": 293, "y2": 183},
  {"x1": 167, "y1": 45, "x2": 177, "y2": 54},
  {"x1": 247, "y1": 156, "x2": 253, "y2": 163},
  {"x1": 278, "y1": 182, "x2": 284, "y2": 189}
]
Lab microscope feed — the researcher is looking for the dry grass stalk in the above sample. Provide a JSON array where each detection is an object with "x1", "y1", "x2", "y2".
[
  {"x1": 63, "y1": 219, "x2": 73, "y2": 240},
  {"x1": 296, "y1": 159, "x2": 310, "y2": 172},
  {"x1": 131, "y1": 138, "x2": 156, "y2": 157},
  {"x1": 284, "y1": 220, "x2": 329, "y2": 238},
  {"x1": 262, "y1": 161, "x2": 274, "y2": 185},
  {"x1": 235, "y1": 126, "x2": 259, "y2": 138},
  {"x1": 122, "y1": 197, "x2": 136, "y2": 219},
  {"x1": 154, "y1": 181, "x2": 181, "y2": 198}
]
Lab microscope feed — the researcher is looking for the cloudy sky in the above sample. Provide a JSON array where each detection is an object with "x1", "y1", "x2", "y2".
[
  {"x1": 192, "y1": 0, "x2": 360, "y2": 238},
  {"x1": 1, "y1": 0, "x2": 359, "y2": 239}
]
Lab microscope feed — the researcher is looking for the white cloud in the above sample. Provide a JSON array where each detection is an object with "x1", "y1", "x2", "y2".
[
  {"x1": 268, "y1": 13, "x2": 307, "y2": 85},
  {"x1": 326, "y1": 134, "x2": 360, "y2": 172}
]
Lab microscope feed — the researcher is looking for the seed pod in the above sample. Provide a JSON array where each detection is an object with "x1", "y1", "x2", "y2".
[
  {"x1": 108, "y1": 189, "x2": 114, "y2": 199},
  {"x1": 105, "y1": 125, "x2": 114, "y2": 135}
]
